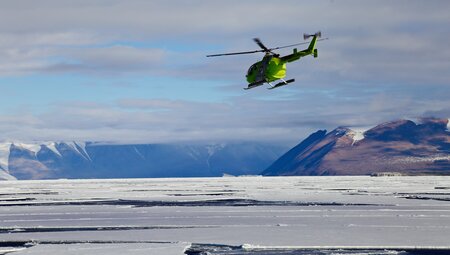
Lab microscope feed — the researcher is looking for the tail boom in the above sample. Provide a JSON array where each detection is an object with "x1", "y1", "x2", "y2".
[{"x1": 281, "y1": 32, "x2": 321, "y2": 63}]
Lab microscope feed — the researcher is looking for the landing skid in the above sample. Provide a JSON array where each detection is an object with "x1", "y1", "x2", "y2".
[
  {"x1": 244, "y1": 80, "x2": 265, "y2": 90},
  {"x1": 244, "y1": 78, "x2": 295, "y2": 90},
  {"x1": 267, "y1": 78, "x2": 295, "y2": 90}
]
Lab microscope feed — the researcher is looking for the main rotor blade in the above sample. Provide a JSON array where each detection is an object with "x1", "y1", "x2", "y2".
[
  {"x1": 206, "y1": 49, "x2": 265, "y2": 57},
  {"x1": 271, "y1": 38, "x2": 329, "y2": 51},
  {"x1": 206, "y1": 38, "x2": 329, "y2": 57},
  {"x1": 253, "y1": 38, "x2": 270, "y2": 52}
]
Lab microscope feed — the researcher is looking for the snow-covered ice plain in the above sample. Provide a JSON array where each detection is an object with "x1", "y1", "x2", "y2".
[{"x1": 0, "y1": 176, "x2": 450, "y2": 254}]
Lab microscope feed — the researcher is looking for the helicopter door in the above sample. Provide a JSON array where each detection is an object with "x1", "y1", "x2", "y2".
[{"x1": 256, "y1": 55, "x2": 272, "y2": 82}]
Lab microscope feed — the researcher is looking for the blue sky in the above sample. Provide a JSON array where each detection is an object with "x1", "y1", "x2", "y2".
[{"x1": 0, "y1": 0, "x2": 449, "y2": 144}]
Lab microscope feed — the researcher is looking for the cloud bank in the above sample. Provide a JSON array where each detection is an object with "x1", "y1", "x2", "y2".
[{"x1": 0, "y1": 0, "x2": 449, "y2": 143}]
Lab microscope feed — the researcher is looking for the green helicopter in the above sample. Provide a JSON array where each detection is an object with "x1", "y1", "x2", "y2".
[{"x1": 207, "y1": 32, "x2": 326, "y2": 90}]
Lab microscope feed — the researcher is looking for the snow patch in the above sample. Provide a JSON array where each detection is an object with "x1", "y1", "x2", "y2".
[
  {"x1": 66, "y1": 142, "x2": 79, "y2": 152},
  {"x1": 42, "y1": 142, "x2": 62, "y2": 157},
  {"x1": 347, "y1": 128, "x2": 367, "y2": 145},
  {"x1": 447, "y1": 118, "x2": 450, "y2": 131},
  {"x1": 0, "y1": 142, "x2": 12, "y2": 171},
  {"x1": 186, "y1": 146, "x2": 202, "y2": 161},
  {"x1": 0, "y1": 169, "x2": 16, "y2": 180},
  {"x1": 334, "y1": 127, "x2": 348, "y2": 136},
  {"x1": 16, "y1": 143, "x2": 41, "y2": 156},
  {"x1": 0, "y1": 142, "x2": 63, "y2": 170},
  {"x1": 134, "y1": 146, "x2": 145, "y2": 160},
  {"x1": 409, "y1": 118, "x2": 421, "y2": 125},
  {"x1": 75, "y1": 142, "x2": 91, "y2": 161},
  {"x1": 7, "y1": 141, "x2": 92, "y2": 160},
  {"x1": 392, "y1": 155, "x2": 450, "y2": 164},
  {"x1": 206, "y1": 144, "x2": 226, "y2": 156},
  {"x1": 0, "y1": 141, "x2": 95, "y2": 171},
  {"x1": 66, "y1": 142, "x2": 91, "y2": 161}
]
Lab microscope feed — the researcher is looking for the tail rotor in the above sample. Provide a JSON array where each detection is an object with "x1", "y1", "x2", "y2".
[{"x1": 303, "y1": 31, "x2": 321, "y2": 40}]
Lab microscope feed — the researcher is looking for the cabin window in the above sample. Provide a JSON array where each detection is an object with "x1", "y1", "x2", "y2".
[{"x1": 247, "y1": 63, "x2": 257, "y2": 76}]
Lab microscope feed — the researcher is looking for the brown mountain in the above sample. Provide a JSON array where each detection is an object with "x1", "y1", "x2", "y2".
[{"x1": 262, "y1": 118, "x2": 450, "y2": 176}]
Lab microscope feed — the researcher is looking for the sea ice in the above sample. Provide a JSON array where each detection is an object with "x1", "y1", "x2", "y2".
[{"x1": 0, "y1": 176, "x2": 449, "y2": 254}]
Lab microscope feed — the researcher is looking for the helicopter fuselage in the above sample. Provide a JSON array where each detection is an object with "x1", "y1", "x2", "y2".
[{"x1": 246, "y1": 56, "x2": 287, "y2": 84}]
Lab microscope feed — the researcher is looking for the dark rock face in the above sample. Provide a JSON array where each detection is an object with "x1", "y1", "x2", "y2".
[
  {"x1": 263, "y1": 118, "x2": 450, "y2": 176},
  {"x1": 262, "y1": 130, "x2": 327, "y2": 176},
  {"x1": 3, "y1": 142, "x2": 286, "y2": 180},
  {"x1": 9, "y1": 144, "x2": 51, "y2": 179}
]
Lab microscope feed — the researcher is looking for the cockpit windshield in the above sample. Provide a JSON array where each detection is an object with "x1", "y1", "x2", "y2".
[{"x1": 247, "y1": 63, "x2": 258, "y2": 76}]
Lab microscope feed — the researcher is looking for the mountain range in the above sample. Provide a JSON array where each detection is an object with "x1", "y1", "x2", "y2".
[
  {"x1": 263, "y1": 118, "x2": 450, "y2": 176},
  {"x1": 0, "y1": 142, "x2": 286, "y2": 180},
  {"x1": 2, "y1": 118, "x2": 449, "y2": 180}
]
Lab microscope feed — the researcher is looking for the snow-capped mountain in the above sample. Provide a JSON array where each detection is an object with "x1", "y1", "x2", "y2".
[
  {"x1": 263, "y1": 118, "x2": 450, "y2": 176},
  {"x1": 0, "y1": 142, "x2": 286, "y2": 180}
]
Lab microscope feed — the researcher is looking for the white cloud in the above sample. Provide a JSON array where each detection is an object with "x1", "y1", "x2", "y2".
[
  {"x1": 1, "y1": 89, "x2": 448, "y2": 144},
  {"x1": 0, "y1": 1, "x2": 449, "y2": 143},
  {"x1": 0, "y1": 0, "x2": 449, "y2": 82},
  {"x1": 44, "y1": 45, "x2": 167, "y2": 75}
]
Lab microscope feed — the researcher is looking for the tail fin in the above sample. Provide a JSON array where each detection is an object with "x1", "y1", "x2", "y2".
[{"x1": 304, "y1": 31, "x2": 321, "y2": 52}]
